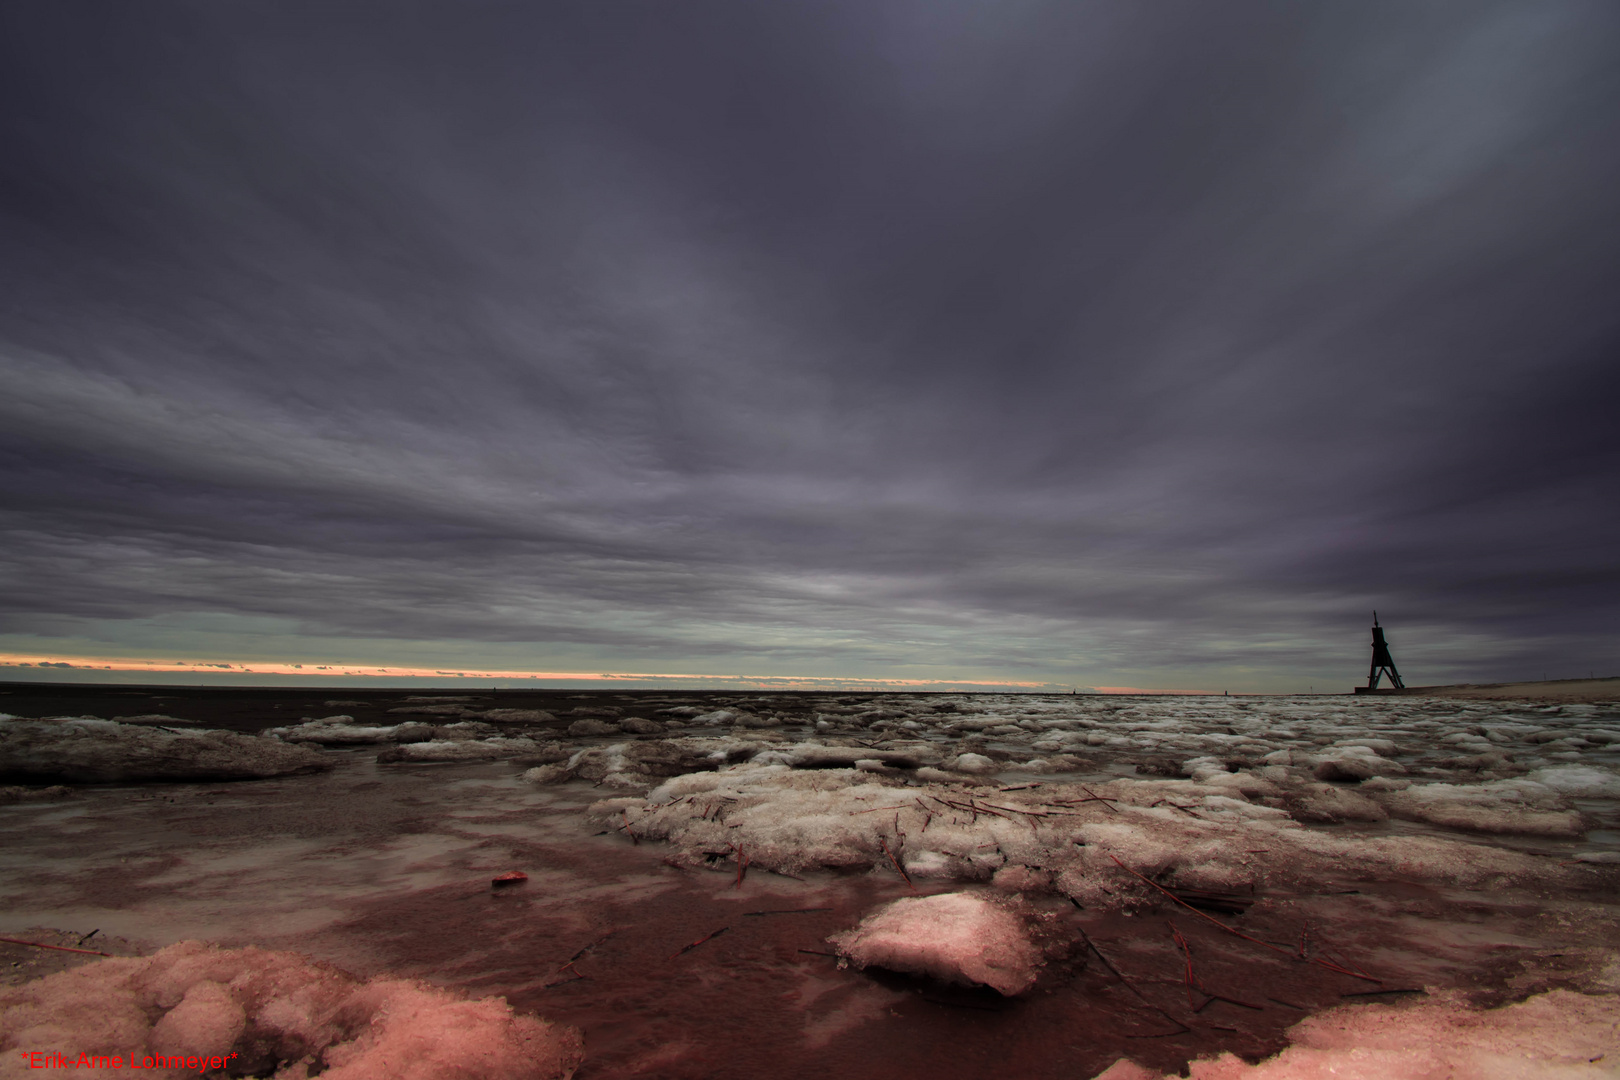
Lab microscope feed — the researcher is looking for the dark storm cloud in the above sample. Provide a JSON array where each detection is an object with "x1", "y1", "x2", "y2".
[{"x1": 2, "y1": 1, "x2": 1617, "y2": 687}]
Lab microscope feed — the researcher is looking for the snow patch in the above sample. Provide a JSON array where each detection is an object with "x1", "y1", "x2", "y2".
[
  {"x1": 0, "y1": 940, "x2": 582, "y2": 1080},
  {"x1": 828, "y1": 893, "x2": 1041, "y2": 995}
]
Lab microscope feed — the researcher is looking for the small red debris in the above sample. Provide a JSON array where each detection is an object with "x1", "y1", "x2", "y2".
[{"x1": 491, "y1": 871, "x2": 529, "y2": 888}]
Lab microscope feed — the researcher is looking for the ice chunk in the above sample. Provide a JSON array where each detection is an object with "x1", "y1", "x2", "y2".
[
  {"x1": 1278, "y1": 782, "x2": 1388, "y2": 824},
  {"x1": 828, "y1": 893, "x2": 1040, "y2": 995},
  {"x1": 387, "y1": 703, "x2": 475, "y2": 716},
  {"x1": 1375, "y1": 779, "x2": 1584, "y2": 837},
  {"x1": 566, "y1": 718, "x2": 620, "y2": 736},
  {"x1": 147, "y1": 980, "x2": 244, "y2": 1058},
  {"x1": 1311, "y1": 745, "x2": 1406, "y2": 782},
  {"x1": 0, "y1": 718, "x2": 330, "y2": 783},
  {"x1": 481, "y1": 708, "x2": 558, "y2": 723},
  {"x1": 949, "y1": 753, "x2": 999, "y2": 774},
  {"x1": 1524, "y1": 764, "x2": 1620, "y2": 798},
  {"x1": 266, "y1": 721, "x2": 433, "y2": 745},
  {"x1": 375, "y1": 737, "x2": 547, "y2": 763},
  {"x1": 0, "y1": 941, "x2": 582, "y2": 1080},
  {"x1": 1100, "y1": 988, "x2": 1620, "y2": 1079}
]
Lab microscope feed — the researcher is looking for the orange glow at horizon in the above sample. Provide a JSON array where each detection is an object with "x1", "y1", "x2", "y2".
[{"x1": 0, "y1": 652, "x2": 1079, "y2": 690}]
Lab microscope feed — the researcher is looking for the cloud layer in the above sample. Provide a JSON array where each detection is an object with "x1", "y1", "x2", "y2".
[{"x1": 2, "y1": 2, "x2": 1617, "y2": 689}]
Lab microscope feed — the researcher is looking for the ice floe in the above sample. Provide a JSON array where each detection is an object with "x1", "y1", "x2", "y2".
[
  {"x1": 828, "y1": 892, "x2": 1041, "y2": 995},
  {"x1": 587, "y1": 751, "x2": 1604, "y2": 906},
  {"x1": 0, "y1": 718, "x2": 330, "y2": 784}
]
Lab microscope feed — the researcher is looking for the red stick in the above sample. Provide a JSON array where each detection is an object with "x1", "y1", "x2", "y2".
[
  {"x1": 1169, "y1": 921, "x2": 1204, "y2": 1009},
  {"x1": 0, "y1": 936, "x2": 112, "y2": 957},
  {"x1": 669, "y1": 926, "x2": 730, "y2": 960}
]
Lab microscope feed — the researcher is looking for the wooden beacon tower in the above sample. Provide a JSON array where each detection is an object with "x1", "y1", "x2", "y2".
[{"x1": 1364, "y1": 612, "x2": 1405, "y2": 690}]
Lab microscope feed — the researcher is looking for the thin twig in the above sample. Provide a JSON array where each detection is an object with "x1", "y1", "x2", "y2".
[
  {"x1": 880, "y1": 837, "x2": 916, "y2": 891},
  {"x1": 743, "y1": 907, "x2": 832, "y2": 917},
  {"x1": 1073, "y1": 919, "x2": 1192, "y2": 1038},
  {"x1": 0, "y1": 936, "x2": 112, "y2": 958},
  {"x1": 669, "y1": 926, "x2": 730, "y2": 960},
  {"x1": 1169, "y1": 921, "x2": 1204, "y2": 1010},
  {"x1": 564, "y1": 930, "x2": 615, "y2": 965},
  {"x1": 1079, "y1": 784, "x2": 1120, "y2": 813}
]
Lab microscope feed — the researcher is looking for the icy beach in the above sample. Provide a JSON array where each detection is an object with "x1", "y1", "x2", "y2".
[{"x1": 3, "y1": 687, "x2": 1618, "y2": 1078}]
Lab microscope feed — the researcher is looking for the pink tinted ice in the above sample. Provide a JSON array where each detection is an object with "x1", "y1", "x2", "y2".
[{"x1": 828, "y1": 892, "x2": 1040, "y2": 996}]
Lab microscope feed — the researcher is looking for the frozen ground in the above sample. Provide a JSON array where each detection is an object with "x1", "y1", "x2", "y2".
[{"x1": 2, "y1": 690, "x2": 1618, "y2": 1077}]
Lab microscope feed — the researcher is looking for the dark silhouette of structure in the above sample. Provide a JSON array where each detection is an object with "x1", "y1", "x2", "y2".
[{"x1": 1366, "y1": 612, "x2": 1404, "y2": 690}]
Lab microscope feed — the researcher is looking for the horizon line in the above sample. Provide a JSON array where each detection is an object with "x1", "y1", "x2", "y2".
[{"x1": 0, "y1": 652, "x2": 1215, "y2": 694}]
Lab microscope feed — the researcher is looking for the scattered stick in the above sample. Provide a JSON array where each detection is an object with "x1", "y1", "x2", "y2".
[
  {"x1": 1195, "y1": 993, "x2": 1265, "y2": 1013},
  {"x1": 622, "y1": 811, "x2": 639, "y2": 845},
  {"x1": 543, "y1": 928, "x2": 616, "y2": 985},
  {"x1": 1169, "y1": 921, "x2": 1205, "y2": 1010},
  {"x1": 879, "y1": 837, "x2": 916, "y2": 891},
  {"x1": 743, "y1": 907, "x2": 832, "y2": 917},
  {"x1": 669, "y1": 926, "x2": 729, "y2": 960},
  {"x1": 1166, "y1": 921, "x2": 1261, "y2": 1012},
  {"x1": 565, "y1": 930, "x2": 615, "y2": 965},
  {"x1": 1073, "y1": 915, "x2": 1193, "y2": 1038},
  {"x1": 1079, "y1": 784, "x2": 1120, "y2": 813},
  {"x1": 1301, "y1": 924, "x2": 1380, "y2": 982},
  {"x1": 1267, "y1": 997, "x2": 1309, "y2": 1010},
  {"x1": 732, "y1": 844, "x2": 750, "y2": 888},
  {"x1": 543, "y1": 962, "x2": 586, "y2": 987},
  {"x1": 75, "y1": 929, "x2": 101, "y2": 947},
  {"x1": 797, "y1": 949, "x2": 839, "y2": 957},
  {"x1": 914, "y1": 799, "x2": 935, "y2": 831},
  {"x1": 1101, "y1": 853, "x2": 1381, "y2": 984},
  {"x1": 974, "y1": 800, "x2": 1055, "y2": 816},
  {"x1": 927, "y1": 795, "x2": 1015, "y2": 822},
  {"x1": 0, "y1": 936, "x2": 112, "y2": 958}
]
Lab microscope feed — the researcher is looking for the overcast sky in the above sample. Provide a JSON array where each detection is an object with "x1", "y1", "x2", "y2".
[{"x1": 2, "y1": 1, "x2": 1617, "y2": 691}]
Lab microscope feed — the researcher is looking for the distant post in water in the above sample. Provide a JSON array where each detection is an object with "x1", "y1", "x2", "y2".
[{"x1": 1366, "y1": 612, "x2": 1404, "y2": 690}]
